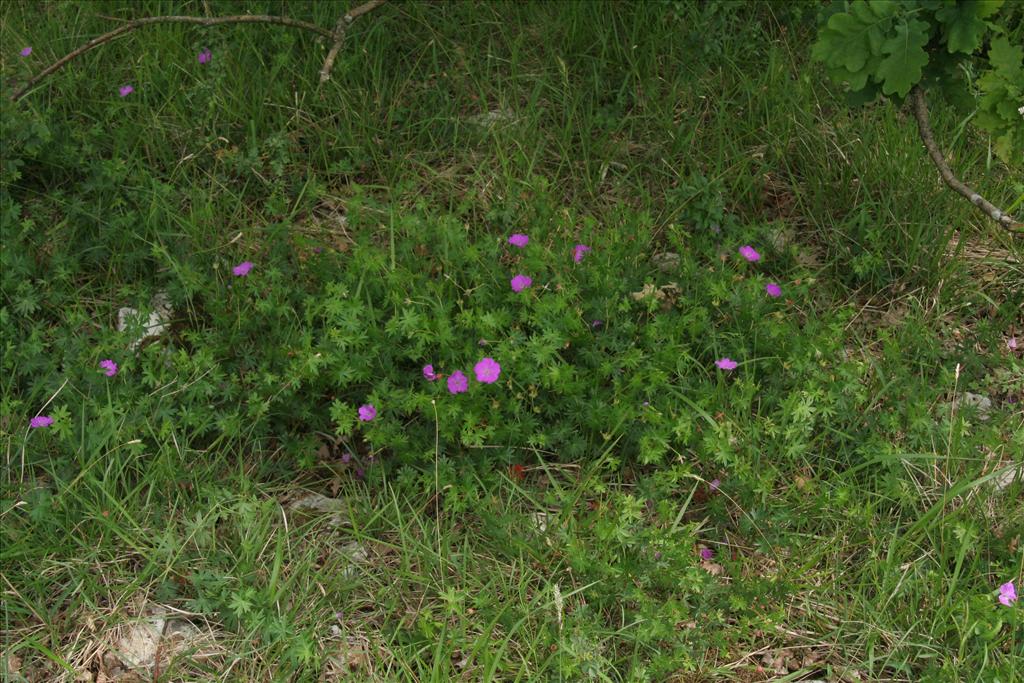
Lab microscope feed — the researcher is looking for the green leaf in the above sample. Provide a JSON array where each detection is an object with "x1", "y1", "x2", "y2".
[
  {"x1": 812, "y1": 0, "x2": 895, "y2": 74},
  {"x1": 988, "y1": 36, "x2": 1024, "y2": 78},
  {"x1": 936, "y1": 0, "x2": 1003, "y2": 54},
  {"x1": 877, "y1": 19, "x2": 931, "y2": 96}
]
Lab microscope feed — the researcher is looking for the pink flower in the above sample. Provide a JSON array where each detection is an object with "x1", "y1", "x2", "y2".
[
  {"x1": 591, "y1": 320, "x2": 603, "y2": 329},
  {"x1": 716, "y1": 358, "x2": 738, "y2": 371},
  {"x1": 232, "y1": 261, "x2": 253, "y2": 276},
  {"x1": 699, "y1": 547, "x2": 714, "y2": 561},
  {"x1": 423, "y1": 364, "x2": 438, "y2": 381},
  {"x1": 709, "y1": 478, "x2": 721, "y2": 491},
  {"x1": 510, "y1": 274, "x2": 532, "y2": 293},
  {"x1": 29, "y1": 415, "x2": 53, "y2": 428},
  {"x1": 358, "y1": 404, "x2": 376, "y2": 422},
  {"x1": 99, "y1": 359, "x2": 118, "y2": 377},
  {"x1": 447, "y1": 370, "x2": 468, "y2": 394},
  {"x1": 1009, "y1": 337, "x2": 1018, "y2": 351},
  {"x1": 119, "y1": 85, "x2": 134, "y2": 97},
  {"x1": 474, "y1": 357, "x2": 501, "y2": 384},
  {"x1": 765, "y1": 283, "x2": 781, "y2": 298},
  {"x1": 508, "y1": 233, "x2": 529, "y2": 248},
  {"x1": 573, "y1": 244, "x2": 591, "y2": 263},
  {"x1": 197, "y1": 48, "x2": 212, "y2": 64},
  {"x1": 739, "y1": 245, "x2": 760, "y2": 262},
  {"x1": 20, "y1": 47, "x2": 32, "y2": 57},
  {"x1": 999, "y1": 581, "x2": 1017, "y2": 607}
]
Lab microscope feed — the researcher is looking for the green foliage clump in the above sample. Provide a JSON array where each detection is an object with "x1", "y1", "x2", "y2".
[{"x1": 812, "y1": 0, "x2": 1023, "y2": 163}]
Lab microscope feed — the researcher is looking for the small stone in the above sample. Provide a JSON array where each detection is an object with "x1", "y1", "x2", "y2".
[
  {"x1": 958, "y1": 392, "x2": 992, "y2": 421},
  {"x1": 650, "y1": 252, "x2": 680, "y2": 272}
]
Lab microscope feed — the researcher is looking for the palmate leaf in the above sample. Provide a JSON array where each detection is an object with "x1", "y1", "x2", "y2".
[
  {"x1": 877, "y1": 18, "x2": 931, "y2": 96},
  {"x1": 936, "y1": 0, "x2": 1005, "y2": 54}
]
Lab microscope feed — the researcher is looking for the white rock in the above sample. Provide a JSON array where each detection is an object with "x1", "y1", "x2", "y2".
[{"x1": 117, "y1": 291, "x2": 172, "y2": 351}]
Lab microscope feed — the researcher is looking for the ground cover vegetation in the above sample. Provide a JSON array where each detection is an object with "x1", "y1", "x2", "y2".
[{"x1": 1, "y1": 0, "x2": 1022, "y2": 680}]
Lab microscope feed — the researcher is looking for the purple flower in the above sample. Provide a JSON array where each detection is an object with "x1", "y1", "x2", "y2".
[
  {"x1": 474, "y1": 357, "x2": 501, "y2": 384},
  {"x1": 709, "y1": 478, "x2": 721, "y2": 491},
  {"x1": 447, "y1": 370, "x2": 469, "y2": 394},
  {"x1": 739, "y1": 245, "x2": 760, "y2": 262},
  {"x1": 999, "y1": 581, "x2": 1017, "y2": 607},
  {"x1": 358, "y1": 404, "x2": 376, "y2": 422},
  {"x1": 197, "y1": 48, "x2": 212, "y2": 64},
  {"x1": 20, "y1": 47, "x2": 32, "y2": 57},
  {"x1": 99, "y1": 359, "x2": 118, "y2": 377},
  {"x1": 653, "y1": 551, "x2": 663, "y2": 561},
  {"x1": 591, "y1": 320, "x2": 603, "y2": 329},
  {"x1": 1009, "y1": 337, "x2": 1018, "y2": 351},
  {"x1": 423, "y1": 364, "x2": 438, "y2": 381},
  {"x1": 508, "y1": 233, "x2": 529, "y2": 248},
  {"x1": 699, "y1": 547, "x2": 714, "y2": 561},
  {"x1": 510, "y1": 274, "x2": 532, "y2": 293},
  {"x1": 29, "y1": 415, "x2": 53, "y2": 428},
  {"x1": 765, "y1": 282, "x2": 781, "y2": 298},
  {"x1": 119, "y1": 85, "x2": 134, "y2": 97},
  {"x1": 573, "y1": 244, "x2": 591, "y2": 263},
  {"x1": 341, "y1": 452, "x2": 352, "y2": 464},
  {"x1": 232, "y1": 261, "x2": 253, "y2": 277},
  {"x1": 716, "y1": 358, "x2": 738, "y2": 371}
]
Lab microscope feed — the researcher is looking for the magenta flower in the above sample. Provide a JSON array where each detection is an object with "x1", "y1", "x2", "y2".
[
  {"x1": 423, "y1": 364, "x2": 438, "y2": 381},
  {"x1": 99, "y1": 359, "x2": 118, "y2": 377},
  {"x1": 119, "y1": 85, "x2": 134, "y2": 97},
  {"x1": 510, "y1": 274, "x2": 532, "y2": 293},
  {"x1": 197, "y1": 48, "x2": 212, "y2": 64},
  {"x1": 20, "y1": 47, "x2": 32, "y2": 57},
  {"x1": 508, "y1": 233, "x2": 529, "y2": 248},
  {"x1": 709, "y1": 478, "x2": 721, "y2": 491},
  {"x1": 447, "y1": 370, "x2": 468, "y2": 394},
  {"x1": 765, "y1": 282, "x2": 781, "y2": 298},
  {"x1": 999, "y1": 581, "x2": 1017, "y2": 607},
  {"x1": 716, "y1": 358, "x2": 738, "y2": 371},
  {"x1": 1009, "y1": 337, "x2": 1018, "y2": 351},
  {"x1": 474, "y1": 357, "x2": 501, "y2": 384},
  {"x1": 29, "y1": 415, "x2": 53, "y2": 428},
  {"x1": 573, "y1": 244, "x2": 591, "y2": 263},
  {"x1": 739, "y1": 245, "x2": 760, "y2": 262},
  {"x1": 232, "y1": 261, "x2": 253, "y2": 277},
  {"x1": 699, "y1": 547, "x2": 714, "y2": 561},
  {"x1": 357, "y1": 404, "x2": 376, "y2": 422}
]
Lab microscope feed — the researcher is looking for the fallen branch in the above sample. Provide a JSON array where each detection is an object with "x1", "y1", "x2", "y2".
[
  {"x1": 319, "y1": 0, "x2": 387, "y2": 83},
  {"x1": 11, "y1": 14, "x2": 333, "y2": 102},
  {"x1": 910, "y1": 86, "x2": 1022, "y2": 234}
]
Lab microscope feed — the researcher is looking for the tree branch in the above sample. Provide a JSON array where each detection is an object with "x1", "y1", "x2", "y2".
[
  {"x1": 11, "y1": 15, "x2": 333, "y2": 102},
  {"x1": 318, "y1": 0, "x2": 387, "y2": 83},
  {"x1": 910, "y1": 87, "x2": 1022, "y2": 234}
]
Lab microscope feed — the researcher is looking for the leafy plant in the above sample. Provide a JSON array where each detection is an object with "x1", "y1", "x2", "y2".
[{"x1": 812, "y1": 0, "x2": 1023, "y2": 229}]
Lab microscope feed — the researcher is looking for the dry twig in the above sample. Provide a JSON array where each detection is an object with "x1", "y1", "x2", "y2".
[
  {"x1": 910, "y1": 87, "x2": 1022, "y2": 234},
  {"x1": 11, "y1": 14, "x2": 332, "y2": 102},
  {"x1": 319, "y1": 0, "x2": 388, "y2": 83}
]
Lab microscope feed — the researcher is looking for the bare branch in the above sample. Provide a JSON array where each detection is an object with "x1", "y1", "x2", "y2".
[
  {"x1": 11, "y1": 15, "x2": 332, "y2": 102},
  {"x1": 319, "y1": 0, "x2": 387, "y2": 84},
  {"x1": 910, "y1": 87, "x2": 1022, "y2": 234}
]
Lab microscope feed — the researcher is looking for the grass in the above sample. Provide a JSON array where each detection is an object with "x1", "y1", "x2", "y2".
[{"x1": 2, "y1": 0, "x2": 1022, "y2": 681}]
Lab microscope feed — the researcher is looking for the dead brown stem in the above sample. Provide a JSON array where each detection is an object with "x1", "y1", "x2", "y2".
[
  {"x1": 910, "y1": 87, "x2": 1022, "y2": 234},
  {"x1": 11, "y1": 15, "x2": 332, "y2": 102},
  {"x1": 318, "y1": 0, "x2": 388, "y2": 83}
]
